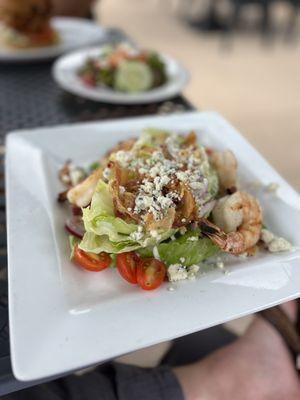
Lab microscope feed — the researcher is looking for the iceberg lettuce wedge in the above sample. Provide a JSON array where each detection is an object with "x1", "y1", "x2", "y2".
[{"x1": 79, "y1": 180, "x2": 176, "y2": 254}]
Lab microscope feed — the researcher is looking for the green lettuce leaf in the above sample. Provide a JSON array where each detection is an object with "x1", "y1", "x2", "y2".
[
  {"x1": 133, "y1": 127, "x2": 170, "y2": 149},
  {"x1": 81, "y1": 180, "x2": 137, "y2": 240},
  {"x1": 138, "y1": 230, "x2": 218, "y2": 266},
  {"x1": 79, "y1": 232, "x2": 142, "y2": 254},
  {"x1": 79, "y1": 180, "x2": 176, "y2": 254},
  {"x1": 158, "y1": 236, "x2": 218, "y2": 267},
  {"x1": 83, "y1": 179, "x2": 114, "y2": 216},
  {"x1": 69, "y1": 235, "x2": 80, "y2": 259}
]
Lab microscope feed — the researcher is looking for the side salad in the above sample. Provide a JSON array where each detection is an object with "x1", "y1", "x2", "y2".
[
  {"x1": 58, "y1": 128, "x2": 293, "y2": 290},
  {"x1": 78, "y1": 43, "x2": 167, "y2": 93}
]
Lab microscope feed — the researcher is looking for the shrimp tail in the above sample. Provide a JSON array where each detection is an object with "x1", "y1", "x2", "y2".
[{"x1": 200, "y1": 219, "x2": 245, "y2": 255}]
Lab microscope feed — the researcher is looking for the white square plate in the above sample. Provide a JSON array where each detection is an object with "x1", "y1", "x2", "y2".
[{"x1": 6, "y1": 112, "x2": 300, "y2": 381}]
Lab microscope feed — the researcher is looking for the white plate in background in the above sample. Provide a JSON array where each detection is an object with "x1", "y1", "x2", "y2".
[
  {"x1": 52, "y1": 46, "x2": 189, "y2": 104},
  {"x1": 6, "y1": 112, "x2": 300, "y2": 381},
  {"x1": 0, "y1": 17, "x2": 106, "y2": 62}
]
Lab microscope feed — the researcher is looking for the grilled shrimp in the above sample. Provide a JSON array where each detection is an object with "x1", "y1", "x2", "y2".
[
  {"x1": 67, "y1": 168, "x2": 102, "y2": 208},
  {"x1": 210, "y1": 150, "x2": 237, "y2": 192},
  {"x1": 201, "y1": 191, "x2": 262, "y2": 255}
]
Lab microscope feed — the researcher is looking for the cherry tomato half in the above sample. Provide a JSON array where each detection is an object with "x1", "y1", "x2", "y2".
[
  {"x1": 116, "y1": 252, "x2": 140, "y2": 284},
  {"x1": 73, "y1": 244, "x2": 111, "y2": 272},
  {"x1": 137, "y1": 258, "x2": 166, "y2": 290}
]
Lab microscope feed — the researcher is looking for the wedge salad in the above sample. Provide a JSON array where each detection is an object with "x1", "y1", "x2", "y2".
[{"x1": 58, "y1": 129, "x2": 293, "y2": 290}]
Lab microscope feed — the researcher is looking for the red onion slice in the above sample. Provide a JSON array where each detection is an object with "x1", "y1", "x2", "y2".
[
  {"x1": 65, "y1": 216, "x2": 85, "y2": 239},
  {"x1": 71, "y1": 206, "x2": 82, "y2": 216}
]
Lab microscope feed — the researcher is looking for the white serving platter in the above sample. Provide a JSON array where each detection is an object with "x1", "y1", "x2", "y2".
[{"x1": 6, "y1": 112, "x2": 300, "y2": 381}]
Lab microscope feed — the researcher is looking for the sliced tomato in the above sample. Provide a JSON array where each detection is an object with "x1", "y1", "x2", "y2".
[
  {"x1": 73, "y1": 244, "x2": 111, "y2": 272},
  {"x1": 137, "y1": 258, "x2": 166, "y2": 290},
  {"x1": 116, "y1": 252, "x2": 140, "y2": 284}
]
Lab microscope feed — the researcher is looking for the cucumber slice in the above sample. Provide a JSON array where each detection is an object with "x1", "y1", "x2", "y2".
[{"x1": 114, "y1": 60, "x2": 153, "y2": 93}]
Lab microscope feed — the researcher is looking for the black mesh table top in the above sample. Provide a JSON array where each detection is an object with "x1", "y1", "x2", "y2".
[
  {"x1": 0, "y1": 62, "x2": 193, "y2": 140},
  {"x1": 0, "y1": 31, "x2": 194, "y2": 395}
]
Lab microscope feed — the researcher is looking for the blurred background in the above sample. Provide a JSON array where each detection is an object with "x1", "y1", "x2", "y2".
[
  {"x1": 93, "y1": 0, "x2": 299, "y2": 192},
  {"x1": 1, "y1": 0, "x2": 298, "y2": 378}
]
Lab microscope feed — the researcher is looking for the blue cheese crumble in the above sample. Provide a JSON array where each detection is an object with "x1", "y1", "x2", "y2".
[
  {"x1": 167, "y1": 264, "x2": 200, "y2": 282},
  {"x1": 260, "y1": 229, "x2": 293, "y2": 253},
  {"x1": 187, "y1": 236, "x2": 198, "y2": 242},
  {"x1": 110, "y1": 132, "x2": 217, "y2": 223},
  {"x1": 168, "y1": 264, "x2": 188, "y2": 282}
]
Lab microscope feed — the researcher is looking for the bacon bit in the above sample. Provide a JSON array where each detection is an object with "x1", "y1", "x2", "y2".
[
  {"x1": 183, "y1": 131, "x2": 197, "y2": 146},
  {"x1": 57, "y1": 190, "x2": 68, "y2": 203},
  {"x1": 226, "y1": 186, "x2": 237, "y2": 195},
  {"x1": 105, "y1": 138, "x2": 136, "y2": 159}
]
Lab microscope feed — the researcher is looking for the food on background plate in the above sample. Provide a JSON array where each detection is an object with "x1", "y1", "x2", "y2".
[
  {"x1": 78, "y1": 43, "x2": 167, "y2": 93},
  {"x1": 0, "y1": 0, "x2": 59, "y2": 49},
  {"x1": 58, "y1": 129, "x2": 293, "y2": 290}
]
